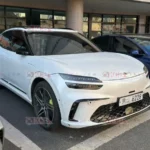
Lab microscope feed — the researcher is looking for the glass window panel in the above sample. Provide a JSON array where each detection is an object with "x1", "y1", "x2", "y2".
[
  {"x1": 32, "y1": 9, "x2": 52, "y2": 28},
  {"x1": 54, "y1": 11, "x2": 66, "y2": 20},
  {"x1": 116, "y1": 16, "x2": 121, "y2": 23},
  {"x1": 0, "y1": 18, "x2": 4, "y2": 25},
  {"x1": 54, "y1": 20, "x2": 66, "y2": 28},
  {"x1": 121, "y1": 24, "x2": 136, "y2": 33},
  {"x1": 6, "y1": 18, "x2": 26, "y2": 28},
  {"x1": 54, "y1": 11, "x2": 66, "y2": 28},
  {"x1": 6, "y1": 7, "x2": 29, "y2": 28},
  {"x1": 92, "y1": 17, "x2": 102, "y2": 23},
  {"x1": 0, "y1": 6, "x2": 4, "y2": 17},
  {"x1": 122, "y1": 16, "x2": 137, "y2": 24},
  {"x1": 103, "y1": 15, "x2": 115, "y2": 23},
  {"x1": 40, "y1": 20, "x2": 53, "y2": 28},
  {"x1": 0, "y1": 25, "x2": 5, "y2": 33},
  {"x1": 83, "y1": 15, "x2": 89, "y2": 38},
  {"x1": 91, "y1": 16, "x2": 102, "y2": 39},
  {"x1": 102, "y1": 24, "x2": 115, "y2": 35},
  {"x1": 40, "y1": 14, "x2": 52, "y2": 20},
  {"x1": 6, "y1": 7, "x2": 29, "y2": 18},
  {"x1": 114, "y1": 24, "x2": 121, "y2": 33}
]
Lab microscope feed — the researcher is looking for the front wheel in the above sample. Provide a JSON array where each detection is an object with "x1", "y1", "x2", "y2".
[{"x1": 32, "y1": 81, "x2": 61, "y2": 130}]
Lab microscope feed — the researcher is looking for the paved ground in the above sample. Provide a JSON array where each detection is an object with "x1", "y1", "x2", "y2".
[{"x1": 0, "y1": 87, "x2": 150, "y2": 150}]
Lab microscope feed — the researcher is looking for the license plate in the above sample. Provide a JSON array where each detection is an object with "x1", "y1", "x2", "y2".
[{"x1": 119, "y1": 93, "x2": 143, "y2": 107}]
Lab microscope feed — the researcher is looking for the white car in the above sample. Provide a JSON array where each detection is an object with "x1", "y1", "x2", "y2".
[
  {"x1": 0, "y1": 121, "x2": 4, "y2": 150},
  {"x1": 0, "y1": 28, "x2": 150, "y2": 130}
]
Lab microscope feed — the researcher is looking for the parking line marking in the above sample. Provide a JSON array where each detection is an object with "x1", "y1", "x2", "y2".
[
  {"x1": 0, "y1": 116, "x2": 42, "y2": 150},
  {"x1": 68, "y1": 110, "x2": 150, "y2": 150}
]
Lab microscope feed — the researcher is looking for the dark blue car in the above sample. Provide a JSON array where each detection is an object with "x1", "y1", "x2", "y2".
[{"x1": 92, "y1": 35, "x2": 150, "y2": 73}]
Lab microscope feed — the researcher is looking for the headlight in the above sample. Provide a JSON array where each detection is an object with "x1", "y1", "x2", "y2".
[
  {"x1": 66, "y1": 82, "x2": 103, "y2": 90},
  {"x1": 143, "y1": 66, "x2": 148, "y2": 74},
  {"x1": 59, "y1": 74, "x2": 101, "y2": 83},
  {"x1": 59, "y1": 74, "x2": 102, "y2": 90}
]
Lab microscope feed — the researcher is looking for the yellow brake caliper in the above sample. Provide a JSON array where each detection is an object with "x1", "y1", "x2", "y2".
[{"x1": 49, "y1": 99, "x2": 53, "y2": 106}]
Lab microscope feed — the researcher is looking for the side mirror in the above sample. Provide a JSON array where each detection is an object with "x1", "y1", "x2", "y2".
[
  {"x1": 131, "y1": 50, "x2": 140, "y2": 56},
  {"x1": 16, "y1": 47, "x2": 29, "y2": 55}
]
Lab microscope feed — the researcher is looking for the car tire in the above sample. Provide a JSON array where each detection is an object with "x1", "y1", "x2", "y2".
[{"x1": 32, "y1": 81, "x2": 61, "y2": 130}]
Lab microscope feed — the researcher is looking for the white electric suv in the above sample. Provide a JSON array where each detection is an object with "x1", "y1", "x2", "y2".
[{"x1": 0, "y1": 28, "x2": 150, "y2": 130}]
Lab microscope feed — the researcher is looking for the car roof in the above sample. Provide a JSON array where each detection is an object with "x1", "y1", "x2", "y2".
[
  {"x1": 93, "y1": 34, "x2": 150, "y2": 40},
  {"x1": 2, "y1": 27, "x2": 78, "y2": 33}
]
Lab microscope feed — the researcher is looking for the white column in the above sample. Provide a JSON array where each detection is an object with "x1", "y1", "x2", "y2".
[
  {"x1": 66, "y1": 0, "x2": 84, "y2": 33},
  {"x1": 138, "y1": 15, "x2": 146, "y2": 34}
]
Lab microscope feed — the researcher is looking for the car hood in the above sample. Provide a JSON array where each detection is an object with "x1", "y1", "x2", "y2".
[{"x1": 41, "y1": 52, "x2": 145, "y2": 81}]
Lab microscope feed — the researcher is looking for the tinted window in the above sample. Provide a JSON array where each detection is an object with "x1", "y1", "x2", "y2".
[
  {"x1": 27, "y1": 32, "x2": 100, "y2": 55},
  {"x1": 0, "y1": 35, "x2": 2, "y2": 46},
  {"x1": 11, "y1": 30, "x2": 28, "y2": 52},
  {"x1": 113, "y1": 37, "x2": 143, "y2": 54},
  {"x1": 1, "y1": 31, "x2": 12, "y2": 51},
  {"x1": 92, "y1": 36, "x2": 110, "y2": 51}
]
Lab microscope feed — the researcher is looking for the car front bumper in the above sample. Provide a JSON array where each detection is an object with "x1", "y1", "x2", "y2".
[{"x1": 51, "y1": 73, "x2": 150, "y2": 128}]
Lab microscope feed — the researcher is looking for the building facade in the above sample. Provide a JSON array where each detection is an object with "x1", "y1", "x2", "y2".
[{"x1": 0, "y1": 0, "x2": 150, "y2": 39}]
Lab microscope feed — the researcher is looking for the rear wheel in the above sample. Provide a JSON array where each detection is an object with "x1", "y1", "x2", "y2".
[{"x1": 32, "y1": 81, "x2": 61, "y2": 130}]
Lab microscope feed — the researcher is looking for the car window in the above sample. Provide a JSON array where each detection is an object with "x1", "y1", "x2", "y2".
[
  {"x1": 1, "y1": 31, "x2": 12, "y2": 51},
  {"x1": 113, "y1": 37, "x2": 143, "y2": 54},
  {"x1": 11, "y1": 30, "x2": 28, "y2": 52},
  {"x1": 131, "y1": 37, "x2": 150, "y2": 52},
  {"x1": 0, "y1": 35, "x2": 2, "y2": 47},
  {"x1": 92, "y1": 36, "x2": 110, "y2": 51},
  {"x1": 27, "y1": 32, "x2": 100, "y2": 56}
]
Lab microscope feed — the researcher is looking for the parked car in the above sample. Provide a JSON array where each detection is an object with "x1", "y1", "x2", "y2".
[
  {"x1": 0, "y1": 121, "x2": 4, "y2": 150},
  {"x1": 0, "y1": 28, "x2": 150, "y2": 130},
  {"x1": 92, "y1": 35, "x2": 150, "y2": 74}
]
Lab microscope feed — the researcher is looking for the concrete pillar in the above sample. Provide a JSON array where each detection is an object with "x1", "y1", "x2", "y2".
[
  {"x1": 66, "y1": 0, "x2": 84, "y2": 33},
  {"x1": 138, "y1": 15, "x2": 146, "y2": 34}
]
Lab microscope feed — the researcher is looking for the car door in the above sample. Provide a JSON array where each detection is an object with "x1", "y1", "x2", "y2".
[
  {"x1": 0, "y1": 30, "x2": 13, "y2": 82},
  {"x1": 7, "y1": 30, "x2": 34, "y2": 94}
]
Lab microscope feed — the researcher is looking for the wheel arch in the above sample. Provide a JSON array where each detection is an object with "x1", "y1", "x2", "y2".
[{"x1": 30, "y1": 77, "x2": 60, "y2": 105}]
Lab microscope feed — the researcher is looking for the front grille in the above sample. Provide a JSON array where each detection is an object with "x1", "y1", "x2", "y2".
[{"x1": 91, "y1": 93, "x2": 150, "y2": 123}]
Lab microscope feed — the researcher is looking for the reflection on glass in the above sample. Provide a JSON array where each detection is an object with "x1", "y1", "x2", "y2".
[
  {"x1": 115, "y1": 24, "x2": 121, "y2": 33},
  {"x1": 0, "y1": 18, "x2": 4, "y2": 25},
  {"x1": 121, "y1": 24, "x2": 136, "y2": 33},
  {"x1": 0, "y1": 6, "x2": 4, "y2": 17},
  {"x1": 103, "y1": 15, "x2": 115, "y2": 23},
  {"x1": 91, "y1": 16, "x2": 102, "y2": 39},
  {"x1": 6, "y1": 7, "x2": 28, "y2": 28},
  {"x1": 122, "y1": 16, "x2": 137, "y2": 24},
  {"x1": 40, "y1": 14, "x2": 53, "y2": 28},
  {"x1": 0, "y1": 6, "x2": 4, "y2": 32},
  {"x1": 6, "y1": 18, "x2": 26, "y2": 28},
  {"x1": 83, "y1": 16, "x2": 88, "y2": 37},
  {"x1": 102, "y1": 24, "x2": 115, "y2": 35},
  {"x1": 54, "y1": 11, "x2": 66, "y2": 28},
  {"x1": 0, "y1": 25, "x2": 4, "y2": 33},
  {"x1": 116, "y1": 16, "x2": 121, "y2": 23}
]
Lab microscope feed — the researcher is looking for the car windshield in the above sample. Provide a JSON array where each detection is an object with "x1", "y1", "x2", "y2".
[
  {"x1": 131, "y1": 37, "x2": 150, "y2": 52},
  {"x1": 27, "y1": 32, "x2": 100, "y2": 55}
]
